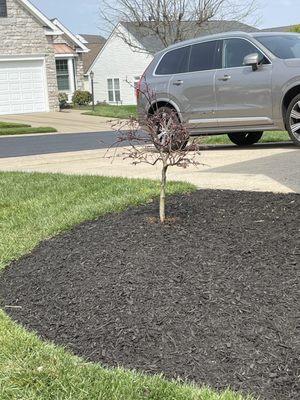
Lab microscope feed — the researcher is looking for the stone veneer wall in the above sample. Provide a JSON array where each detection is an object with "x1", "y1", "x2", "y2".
[
  {"x1": 76, "y1": 55, "x2": 84, "y2": 90},
  {"x1": 0, "y1": 0, "x2": 59, "y2": 111}
]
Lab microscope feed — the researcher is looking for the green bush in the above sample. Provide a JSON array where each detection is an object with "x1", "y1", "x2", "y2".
[
  {"x1": 72, "y1": 90, "x2": 92, "y2": 106},
  {"x1": 58, "y1": 93, "x2": 68, "y2": 110},
  {"x1": 290, "y1": 25, "x2": 300, "y2": 33}
]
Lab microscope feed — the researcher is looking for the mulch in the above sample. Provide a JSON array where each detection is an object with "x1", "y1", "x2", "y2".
[{"x1": 0, "y1": 190, "x2": 299, "y2": 400}]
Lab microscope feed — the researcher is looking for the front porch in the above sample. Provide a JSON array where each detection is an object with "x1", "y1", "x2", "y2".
[
  {"x1": 54, "y1": 44, "x2": 80, "y2": 102},
  {"x1": 51, "y1": 18, "x2": 89, "y2": 103}
]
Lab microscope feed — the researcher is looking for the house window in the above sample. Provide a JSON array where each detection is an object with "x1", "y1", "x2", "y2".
[
  {"x1": 107, "y1": 78, "x2": 121, "y2": 103},
  {"x1": 56, "y1": 59, "x2": 70, "y2": 91},
  {"x1": 0, "y1": 0, "x2": 7, "y2": 17}
]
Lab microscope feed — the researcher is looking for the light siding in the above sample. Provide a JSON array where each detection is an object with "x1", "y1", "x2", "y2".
[{"x1": 90, "y1": 26, "x2": 153, "y2": 105}]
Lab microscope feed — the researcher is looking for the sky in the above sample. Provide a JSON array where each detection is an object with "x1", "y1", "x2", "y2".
[{"x1": 30, "y1": 0, "x2": 300, "y2": 36}]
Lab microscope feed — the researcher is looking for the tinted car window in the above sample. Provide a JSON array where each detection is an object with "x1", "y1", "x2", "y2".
[
  {"x1": 224, "y1": 38, "x2": 266, "y2": 68},
  {"x1": 255, "y1": 35, "x2": 300, "y2": 59},
  {"x1": 189, "y1": 40, "x2": 221, "y2": 72},
  {"x1": 156, "y1": 46, "x2": 190, "y2": 75}
]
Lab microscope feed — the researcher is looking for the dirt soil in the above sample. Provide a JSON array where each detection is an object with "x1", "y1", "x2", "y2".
[{"x1": 1, "y1": 190, "x2": 299, "y2": 400}]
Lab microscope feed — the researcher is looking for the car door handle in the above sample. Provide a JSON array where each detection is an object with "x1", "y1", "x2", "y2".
[
  {"x1": 173, "y1": 80, "x2": 183, "y2": 86},
  {"x1": 218, "y1": 75, "x2": 231, "y2": 81}
]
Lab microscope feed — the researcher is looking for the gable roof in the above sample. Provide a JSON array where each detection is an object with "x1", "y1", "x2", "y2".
[
  {"x1": 17, "y1": 0, "x2": 62, "y2": 35},
  {"x1": 81, "y1": 34, "x2": 106, "y2": 44},
  {"x1": 121, "y1": 20, "x2": 259, "y2": 53},
  {"x1": 52, "y1": 19, "x2": 89, "y2": 53},
  {"x1": 80, "y1": 34, "x2": 106, "y2": 74}
]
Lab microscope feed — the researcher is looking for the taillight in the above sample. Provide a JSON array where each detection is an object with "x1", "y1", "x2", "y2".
[
  {"x1": 135, "y1": 63, "x2": 150, "y2": 99},
  {"x1": 135, "y1": 76, "x2": 142, "y2": 99},
  {"x1": 135, "y1": 78, "x2": 142, "y2": 99}
]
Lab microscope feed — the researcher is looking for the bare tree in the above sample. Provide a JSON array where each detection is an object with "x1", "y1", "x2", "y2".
[
  {"x1": 99, "y1": 0, "x2": 259, "y2": 53},
  {"x1": 107, "y1": 86, "x2": 201, "y2": 223}
]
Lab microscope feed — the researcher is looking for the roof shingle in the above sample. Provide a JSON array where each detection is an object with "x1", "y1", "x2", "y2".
[
  {"x1": 121, "y1": 20, "x2": 258, "y2": 53},
  {"x1": 80, "y1": 34, "x2": 107, "y2": 74}
]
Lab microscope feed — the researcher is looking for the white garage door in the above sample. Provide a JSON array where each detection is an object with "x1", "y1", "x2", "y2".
[{"x1": 0, "y1": 59, "x2": 48, "y2": 115}]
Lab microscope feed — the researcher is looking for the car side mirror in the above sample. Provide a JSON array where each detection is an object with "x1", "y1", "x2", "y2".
[{"x1": 243, "y1": 53, "x2": 260, "y2": 71}]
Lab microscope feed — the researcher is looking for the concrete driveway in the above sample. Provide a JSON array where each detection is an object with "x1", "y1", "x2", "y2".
[
  {"x1": 0, "y1": 109, "x2": 111, "y2": 133},
  {"x1": 0, "y1": 132, "x2": 298, "y2": 193}
]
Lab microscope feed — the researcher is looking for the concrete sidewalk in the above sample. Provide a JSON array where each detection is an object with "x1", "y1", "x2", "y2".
[
  {"x1": 0, "y1": 143, "x2": 299, "y2": 194},
  {"x1": 0, "y1": 110, "x2": 112, "y2": 133}
]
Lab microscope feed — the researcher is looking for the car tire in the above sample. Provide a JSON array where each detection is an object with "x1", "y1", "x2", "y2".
[
  {"x1": 227, "y1": 132, "x2": 263, "y2": 146},
  {"x1": 286, "y1": 94, "x2": 300, "y2": 146},
  {"x1": 151, "y1": 106, "x2": 188, "y2": 151}
]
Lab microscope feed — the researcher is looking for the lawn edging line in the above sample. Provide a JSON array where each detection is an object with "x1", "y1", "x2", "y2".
[
  {"x1": 0, "y1": 171, "x2": 256, "y2": 400},
  {"x1": 0, "y1": 309, "x2": 255, "y2": 400},
  {"x1": 2, "y1": 174, "x2": 298, "y2": 399},
  {"x1": 0, "y1": 172, "x2": 195, "y2": 270}
]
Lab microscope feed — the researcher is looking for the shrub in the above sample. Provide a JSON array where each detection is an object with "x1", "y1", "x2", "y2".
[
  {"x1": 58, "y1": 93, "x2": 68, "y2": 110},
  {"x1": 290, "y1": 25, "x2": 300, "y2": 33},
  {"x1": 72, "y1": 90, "x2": 92, "y2": 106}
]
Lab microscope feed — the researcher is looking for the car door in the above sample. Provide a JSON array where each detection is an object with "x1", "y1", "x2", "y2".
[
  {"x1": 168, "y1": 40, "x2": 222, "y2": 129},
  {"x1": 215, "y1": 38, "x2": 273, "y2": 127}
]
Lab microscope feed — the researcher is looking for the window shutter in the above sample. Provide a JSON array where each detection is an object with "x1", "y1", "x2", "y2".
[{"x1": 0, "y1": 0, "x2": 7, "y2": 17}]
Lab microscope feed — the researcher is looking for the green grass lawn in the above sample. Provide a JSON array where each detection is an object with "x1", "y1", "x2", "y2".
[
  {"x1": 0, "y1": 121, "x2": 31, "y2": 128},
  {"x1": 0, "y1": 172, "x2": 255, "y2": 400},
  {"x1": 0, "y1": 126, "x2": 57, "y2": 136},
  {"x1": 200, "y1": 131, "x2": 290, "y2": 145},
  {"x1": 0, "y1": 311, "x2": 252, "y2": 400},
  {"x1": 0, "y1": 173, "x2": 193, "y2": 270},
  {"x1": 0, "y1": 121, "x2": 57, "y2": 135},
  {"x1": 82, "y1": 104, "x2": 137, "y2": 119}
]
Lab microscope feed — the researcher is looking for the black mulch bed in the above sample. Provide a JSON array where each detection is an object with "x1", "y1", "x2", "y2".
[{"x1": 1, "y1": 190, "x2": 299, "y2": 400}]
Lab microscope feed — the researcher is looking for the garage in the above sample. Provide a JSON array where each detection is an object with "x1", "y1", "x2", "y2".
[{"x1": 0, "y1": 59, "x2": 48, "y2": 115}]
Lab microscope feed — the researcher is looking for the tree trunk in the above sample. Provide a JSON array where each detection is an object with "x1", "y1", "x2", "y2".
[{"x1": 160, "y1": 164, "x2": 168, "y2": 223}]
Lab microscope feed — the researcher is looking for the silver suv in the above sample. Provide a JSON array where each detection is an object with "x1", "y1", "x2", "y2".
[{"x1": 137, "y1": 31, "x2": 300, "y2": 146}]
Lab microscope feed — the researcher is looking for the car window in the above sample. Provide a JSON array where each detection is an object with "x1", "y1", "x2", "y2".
[
  {"x1": 255, "y1": 35, "x2": 300, "y2": 59},
  {"x1": 189, "y1": 40, "x2": 221, "y2": 72},
  {"x1": 155, "y1": 46, "x2": 191, "y2": 75},
  {"x1": 223, "y1": 38, "x2": 266, "y2": 68}
]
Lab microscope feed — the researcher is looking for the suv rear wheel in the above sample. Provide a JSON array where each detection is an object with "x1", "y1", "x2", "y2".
[
  {"x1": 151, "y1": 106, "x2": 188, "y2": 151},
  {"x1": 286, "y1": 94, "x2": 300, "y2": 146},
  {"x1": 227, "y1": 132, "x2": 263, "y2": 146}
]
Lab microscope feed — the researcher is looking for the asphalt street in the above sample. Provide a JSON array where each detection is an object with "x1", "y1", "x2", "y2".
[{"x1": 0, "y1": 131, "x2": 121, "y2": 158}]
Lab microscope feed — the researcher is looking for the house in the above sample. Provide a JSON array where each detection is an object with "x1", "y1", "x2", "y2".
[
  {"x1": 77, "y1": 34, "x2": 106, "y2": 91},
  {"x1": 0, "y1": 0, "x2": 88, "y2": 115},
  {"x1": 87, "y1": 20, "x2": 258, "y2": 105}
]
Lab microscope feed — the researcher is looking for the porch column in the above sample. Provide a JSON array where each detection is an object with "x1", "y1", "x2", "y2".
[{"x1": 67, "y1": 58, "x2": 75, "y2": 96}]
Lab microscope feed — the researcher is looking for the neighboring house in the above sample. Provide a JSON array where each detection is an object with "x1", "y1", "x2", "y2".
[
  {"x1": 87, "y1": 20, "x2": 258, "y2": 105},
  {"x1": 0, "y1": 0, "x2": 88, "y2": 115},
  {"x1": 77, "y1": 34, "x2": 106, "y2": 91}
]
